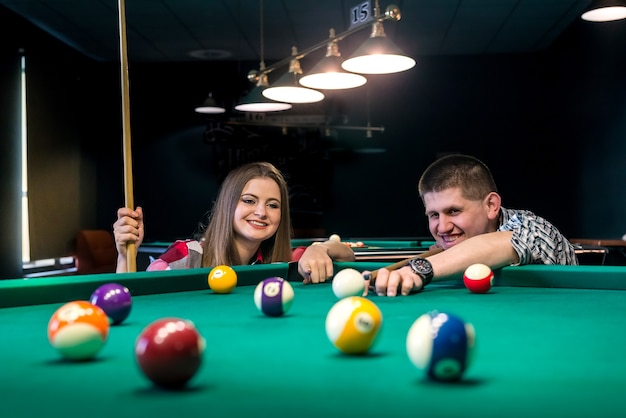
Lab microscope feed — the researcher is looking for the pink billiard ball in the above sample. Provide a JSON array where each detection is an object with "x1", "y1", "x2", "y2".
[
  {"x1": 135, "y1": 317, "x2": 206, "y2": 389},
  {"x1": 463, "y1": 263, "x2": 494, "y2": 293}
]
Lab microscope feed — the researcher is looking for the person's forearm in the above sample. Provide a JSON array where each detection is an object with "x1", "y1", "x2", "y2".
[
  {"x1": 428, "y1": 231, "x2": 518, "y2": 281},
  {"x1": 318, "y1": 241, "x2": 356, "y2": 261},
  {"x1": 116, "y1": 255, "x2": 128, "y2": 273}
]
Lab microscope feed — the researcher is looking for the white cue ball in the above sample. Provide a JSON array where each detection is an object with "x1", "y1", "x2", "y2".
[
  {"x1": 332, "y1": 268, "x2": 366, "y2": 299},
  {"x1": 328, "y1": 234, "x2": 341, "y2": 242}
]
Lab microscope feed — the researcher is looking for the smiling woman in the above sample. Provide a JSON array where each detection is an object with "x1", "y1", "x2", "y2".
[
  {"x1": 114, "y1": 162, "x2": 293, "y2": 271},
  {"x1": 112, "y1": 161, "x2": 355, "y2": 283}
]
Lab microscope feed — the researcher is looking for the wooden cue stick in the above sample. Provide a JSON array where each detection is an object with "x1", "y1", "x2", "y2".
[
  {"x1": 118, "y1": 0, "x2": 136, "y2": 272},
  {"x1": 366, "y1": 247, "x2": 443, "y2": 282}
]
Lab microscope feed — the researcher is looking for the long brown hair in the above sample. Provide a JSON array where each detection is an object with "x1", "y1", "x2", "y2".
[{"x1": 200, "y1": 162, "x2": 293, "y2": 267}]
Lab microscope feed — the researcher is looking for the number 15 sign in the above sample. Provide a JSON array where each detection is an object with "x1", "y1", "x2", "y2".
[{"x1": 350, "y1": 1, "x2": 374, "y2": 28}]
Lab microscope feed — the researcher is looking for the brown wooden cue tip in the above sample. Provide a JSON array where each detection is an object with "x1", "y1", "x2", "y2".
[{"x1": 365, "y1": 247, "x2": 443, "y2": 282}]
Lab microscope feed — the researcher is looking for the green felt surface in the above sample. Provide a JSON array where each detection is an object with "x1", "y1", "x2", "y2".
[
  {"x1": 141, "y1": 239, "x2": 436, "y2": 249},
  {"x1": 136, "y1": 239, "x2": 435, "y2": 270},
  {"x1": 3, "y1": 263, "x2": 626, "y2": 309},
  {"x1": 290, "y1": 238, "x2": 436, "y2": 249},
  {"x1": 3, "y1": 270, "x2": 626, "y2": 418}
]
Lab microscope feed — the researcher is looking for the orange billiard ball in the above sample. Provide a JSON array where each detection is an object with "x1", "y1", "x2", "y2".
[
  {"x1": 208, "y1": 265, "x2": 237, "y2": 293},
  {"x1": 47, "y1": 300, "x2": 110, "y2": 360},
  {"x1": 463, "y1": 263, "x2": 494, "y2": 293}
]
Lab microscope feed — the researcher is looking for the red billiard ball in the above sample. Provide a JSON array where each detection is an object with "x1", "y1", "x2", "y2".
[
  {"x1": 48, "y1": 300, "x2": 110, "y2": 360},
  {"x1": 89, "y1": 283, "x2": 132, "y2": 325},
  {"x1": 135, "y1": 317, "x2": 205, "y2": 389},
  {"x1": 463, "y1": 263, "x2": 494, "y2": 293}
]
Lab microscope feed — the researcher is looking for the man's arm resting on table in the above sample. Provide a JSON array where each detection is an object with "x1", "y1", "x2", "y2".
[{"x1": 428, "y1": 231, "x2": 519, "y2": 281}]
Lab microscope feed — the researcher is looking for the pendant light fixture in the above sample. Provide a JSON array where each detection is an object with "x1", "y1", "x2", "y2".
[
  {"x1": 195, "y1": 93, "x2": 226, "y2": 114},
  {"x1": 234, "y1": 0, "x2": 292, "y2": 112},
  {"x1": 230, "y1": 1, "x2": 415, "y2": 114},
  {"x1": 262, "y1": 47, "x2": 325, "y2": 103},
  {"x1": 341, "y1": 3, "x2": 415, "y2": 74},
  {"x1": 581, "y1": 0, "x2": 626, "y2": 22},
  {"x1": 235, "y1": 67, "x2": 292, "y2": 112},
  {"x1": 299, "y1": 29, "x2": 367, "y2": 90}
]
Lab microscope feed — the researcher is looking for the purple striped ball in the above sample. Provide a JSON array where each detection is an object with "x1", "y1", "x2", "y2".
[{"x1": 254, "y1": 277, "x2": 294, "y2": 317}]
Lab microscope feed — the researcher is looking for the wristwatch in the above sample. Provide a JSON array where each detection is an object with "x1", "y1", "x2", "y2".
[{"x1": 408, "y1": 258, "x2": 434, "y2": 288}]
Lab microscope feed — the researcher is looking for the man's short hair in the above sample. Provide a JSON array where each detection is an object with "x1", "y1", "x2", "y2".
[{"x1": 418, "y1": 154, "x2": 498, "y2": 201}]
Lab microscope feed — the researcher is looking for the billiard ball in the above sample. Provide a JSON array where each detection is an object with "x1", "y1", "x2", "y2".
[
  {"x1": 406, "y1": 311, "x2": 475, "y2": 381},
  {"x1": 208, "y1": 265, "x2": 237, "y2": 294},
  {"x1": 47, "y1": 300, "x2": 110, "y2": 361},
  {"x1": 463, "y1": 263, "x2": 494, "y2": 293},
  {"x1": 135, "y1": 317, "x2": 205, "y2": 389},
  {"x1": 332, "y1": 268, "x2": 365, "y2": 299},
  {"x1": 254, "y1": 277, "x2": 294, "y2": 317},
  {"x1": 325, "y1": 296, "x2": 382, "y2": 355},
  {"x1": 89, "y1": 283, "x2": 132, "y2": 324},
  {"x1": 328, "y1": 234, "x2": 341, "y2": 242}
]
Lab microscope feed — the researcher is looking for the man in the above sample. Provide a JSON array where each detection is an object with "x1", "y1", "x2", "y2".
[{"x1": 369, "y1": 154, "x2": 577, "y2": 297}]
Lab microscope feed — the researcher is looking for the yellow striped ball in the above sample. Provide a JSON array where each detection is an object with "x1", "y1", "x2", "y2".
[{"x1": 325, "y1": 296, "x2": 382, "y2": 354}]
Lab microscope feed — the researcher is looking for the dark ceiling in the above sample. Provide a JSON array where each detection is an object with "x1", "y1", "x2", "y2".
[{"x1": 1, "y1": 0, "x2": 593, "y2": 64}]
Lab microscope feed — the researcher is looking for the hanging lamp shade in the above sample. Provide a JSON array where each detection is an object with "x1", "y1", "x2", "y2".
[
  {"x1": 194, "y1": 93, "x2": 226, "y2": 114},
  {"x1": 299, "y1": 29, "x2": 367, "y2": 90},
  {"x1": 262, "y1": 47, "x2": 325, "y2": 104},
  {"x1": 341, "y1": 21, "x2": 415, "y2": 74},
  {"x1": 235, "y1": 73, "x2": 292, "y2": 112},
  {"x1": 581, "y1": 0, "x2": 626, "y2": 22},
  {"x1": 262, "y1": 71, "x2": 325, "y2": 103}
]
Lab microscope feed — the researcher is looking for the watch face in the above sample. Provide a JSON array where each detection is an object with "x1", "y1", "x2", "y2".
[{"x1": 410, "y1": 258, "x2": 433, "y2": 275}]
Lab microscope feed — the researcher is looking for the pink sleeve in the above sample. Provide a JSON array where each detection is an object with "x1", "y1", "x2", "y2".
[
  {"x1": 146, "y1": 240, "x2": 203, "y2": 270},
  {"x1": 146, "y1": 259, "x2": 170, "y2": 271}
]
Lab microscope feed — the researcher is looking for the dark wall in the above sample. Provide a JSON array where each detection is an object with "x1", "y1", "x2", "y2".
[
  {"x1": 0, "y1": 9, "x2": 22, "y2": 278},
  {"x1": 93, "y1": 18, "x2": 626, "y2": 243},
  {"x1": 1, "y1": 5, "x2": 625, "y2": 272}
]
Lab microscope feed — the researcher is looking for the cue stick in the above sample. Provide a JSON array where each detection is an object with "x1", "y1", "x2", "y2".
[
  {"x1": 117, "y1": 0, "x2": 136, "y2": 272},
  {"x1": 365, "y1": 247, "x2": 443, "y2": 282}
]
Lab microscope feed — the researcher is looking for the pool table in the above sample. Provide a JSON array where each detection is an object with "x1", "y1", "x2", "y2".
[
  {"x1": 137, "y1": 238, "x2": 436, "y2": 269},
  {"x1": 2, "y1": 263, "x2": 626, "y2": 418},
  {"x1": 137, "y1": 238, "x2": 613, "y2": 271}
]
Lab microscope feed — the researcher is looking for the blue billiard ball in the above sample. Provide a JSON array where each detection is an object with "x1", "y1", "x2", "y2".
[{"x1": 406, "y1": 311, "x2": 475, "y2": 381}]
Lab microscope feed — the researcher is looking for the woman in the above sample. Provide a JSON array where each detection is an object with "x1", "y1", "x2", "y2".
[{"x1": 114, "y1": 161, "x2": 353, "y2": 283}]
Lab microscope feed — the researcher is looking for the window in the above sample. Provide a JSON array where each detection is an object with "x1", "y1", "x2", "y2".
[{"x1": 20, "y1": 51, "x2": 30, "y2": 263}]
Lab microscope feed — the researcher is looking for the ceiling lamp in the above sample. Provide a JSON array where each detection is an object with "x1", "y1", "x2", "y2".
[
  {"x1": 262, "y1": 47, "x2": 325, "y2": 104},
  {"x1": 581, "y1": 0, "x2": 626, "y2": 22},
  {"x1": 234, "y1": 0, "x2": 291, "y2": 112},
  {"x1": 230, "y1": 1, "x2": 413, "y2": 114},
  {"x1": 341, "y1": 5, "x2": 415, "y2": 74},
  {"x1": 194, "y1": 93, "x2": 226, "y2": 114},
  {"x1": 234, "y1": 70, "x2": 292, "y2": 112},
  {"x1": 299, "y1": 29, "x2": 367, "y2": 90}
]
